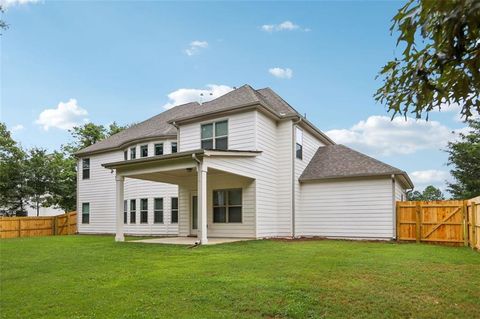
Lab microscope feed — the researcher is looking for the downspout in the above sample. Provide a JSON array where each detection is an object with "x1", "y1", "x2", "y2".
[
  {"x1": 291, "y1": 117, "x2": 302, "y2": 238},
  {"x1": 391, "y1": 174, "x2": 396, "y2": 240}
]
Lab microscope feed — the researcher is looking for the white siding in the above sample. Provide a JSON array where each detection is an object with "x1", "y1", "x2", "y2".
[
  {"x1": 177, "y1": 174, "x2": 255, "y2": 238},
  {"x1": 297, "y1": 178, "x2": 395, "y2": 239},
  {"x1": 178, "y1": 112, "x2": 256, "y2": 152},
  {"x1": 395, "y1": 178, "x2": 406, "y2": 201},
  {"x1": 77, "y1": 140, "x2": 179, "y2": 236},
  {"x1": 294, "y1": 126, "x2": 325, "y2": 235}
]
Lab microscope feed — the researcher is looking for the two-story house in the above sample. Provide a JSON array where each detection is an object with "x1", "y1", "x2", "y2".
[{"x1": 75, "y1": 85, "x2": 413, "y2": 244}]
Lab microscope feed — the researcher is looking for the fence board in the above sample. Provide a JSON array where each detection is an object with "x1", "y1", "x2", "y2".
[
  {"x1": 397, "y1": 198, "x2": 479, "y2": 249},
  {"x1": 0, "y1": 212, "x2": 77, "y2": 239}
]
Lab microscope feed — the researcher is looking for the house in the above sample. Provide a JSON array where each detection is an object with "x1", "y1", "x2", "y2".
[{"x1": 75, "y1": 85, "x2": 413, "y2": 244}]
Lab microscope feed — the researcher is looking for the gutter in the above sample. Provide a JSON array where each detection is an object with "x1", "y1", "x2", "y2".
[{"x1": 291, "y1": 117, "x2": 302, "y2": 238}]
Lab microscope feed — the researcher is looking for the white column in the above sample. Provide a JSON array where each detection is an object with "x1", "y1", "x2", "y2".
[
  {"x1": 115, "y1": 175, "x2": 125, "y2": 242},
  {"x1": 197, "y1": 161, "x2": 208, "y2": 244}
]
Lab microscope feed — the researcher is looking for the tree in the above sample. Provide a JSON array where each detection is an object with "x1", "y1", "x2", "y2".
[
  {"x1": 375, "y1": 0, "x2": 480, "y2": 120},
  {"x1": 24, "y1": 148, "x2": 56, "y2": 216},
  {"x1": 65, "y1": 122, "x2": 131, "y2": 154},
  {"x1": 407, "y1": 185, "x2": 445, "y2": 201},
  {"x1": 0, "y1": 123, "x2": 28, "y2": 215},
  {"x1": 446, "y1": 119, "x2": 480, "y2": 199},
  {"x1": 47, "y1": 151, "x2": 77, "y2": 212},
  {"x1": 0, "y1": 5, "x2": 8, "y2": 35}
]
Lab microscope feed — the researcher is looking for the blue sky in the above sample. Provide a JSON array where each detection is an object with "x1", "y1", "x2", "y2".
[{"x1": 0, "y1": 0, "x2": 469, "y2": 193}]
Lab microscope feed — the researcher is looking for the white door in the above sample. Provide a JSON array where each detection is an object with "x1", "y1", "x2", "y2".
[{"x1": 190, "y1": 194, "x2": 198, "y2": 236}]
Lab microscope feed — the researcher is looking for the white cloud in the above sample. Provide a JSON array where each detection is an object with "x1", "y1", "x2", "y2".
[
  {"x1": 11, "y1": 124, "x2": 24, "y2": 132},
  {"x1": 35, "y1": 99, "x2": 88, "y2": 131},
  {"x1": 326, "y1": 115, "x2": 465, "y2": 156},
  {"x1": 410, "y1": 170, "x2": 449, "y2": 184},
  {"x1": 162, "y1": 84, "x2": 233, "y2": 109},
  {"x1": 261, "y1": 21, "x2": 309, "y2": 32},
  {"x1": 268, "y1": 67, "x2": 293, "y2": 79},
  {"x1": 184, "y1": 40, "x2": 208, "y2": 56},
  {"x1": 0, "y1": 0, "x2": 39, "y2": 8}
]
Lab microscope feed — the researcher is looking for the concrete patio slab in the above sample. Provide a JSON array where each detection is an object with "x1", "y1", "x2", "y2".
[{"x1": 131, "y1": 237, "x2": 253, "y2": 245}]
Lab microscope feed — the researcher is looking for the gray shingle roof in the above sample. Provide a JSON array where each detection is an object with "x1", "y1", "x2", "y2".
[
  {"x1": 299, "y1": 144, "x2": 413, "y2": 187},
  {"x1": 75, "y1": 84, "x2": 301, "y2": 156}
]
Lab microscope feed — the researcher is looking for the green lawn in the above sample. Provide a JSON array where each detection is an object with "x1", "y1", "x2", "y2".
[{"x1": 1, "y1": 236, "x2": 479, "y2": 319}]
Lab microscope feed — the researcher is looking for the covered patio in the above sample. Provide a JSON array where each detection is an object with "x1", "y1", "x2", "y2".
[{"x1": 103, "y1": 149, "x2": 260, "y2": 245}]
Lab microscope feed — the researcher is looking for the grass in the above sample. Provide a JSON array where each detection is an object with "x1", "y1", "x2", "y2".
[{"x1": 1, "y1": 236, "x2": 479, "y2": 319}]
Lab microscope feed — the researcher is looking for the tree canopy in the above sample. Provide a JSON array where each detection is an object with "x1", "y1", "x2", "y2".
[
  {"x1": 0, "y1": 121, "x2": 130, "y2": 215},
  {"x1": 446, "y1": 119, "x2": 480, "y2": 199},
  {"x1": 407, "y1": 185, "x2": 445, "y2": 201},
  {"x1": 375, "y1": 0, "x2": 480, "y2": 120}
]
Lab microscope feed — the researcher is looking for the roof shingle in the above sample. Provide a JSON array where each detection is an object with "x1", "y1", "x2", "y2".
[
  {"x1": 75, "y1": 84, "x2": 301, "y2": 156},
  {"x1": 299, "y1": 144, "x2": 413, "y2": 187}
]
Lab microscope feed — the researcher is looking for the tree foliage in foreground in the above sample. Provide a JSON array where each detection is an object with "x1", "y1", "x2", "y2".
[
  {"x1": 375, "y1": 0, "x2": 480, "y2": 120},
  {"x1": 446, "y1": 119, "x2": 480, "y2": 199},
  {"x1": 407, "y1": 185, "x2": 445, "y2": 201}
]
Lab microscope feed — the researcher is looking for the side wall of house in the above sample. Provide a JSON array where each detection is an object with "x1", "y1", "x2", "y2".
[
  {"x1": 297, "y1": 178, "x2": 395, "y2": 239},
  {"x1": 77, "y1": 138, "x2": 179, "y2": 235},
  {"x1": 294, "y1": 126, "x2": 325, "y2": 235},
  {"x1": 178, "y1": 110, "x2": 293, "y2": 238}
]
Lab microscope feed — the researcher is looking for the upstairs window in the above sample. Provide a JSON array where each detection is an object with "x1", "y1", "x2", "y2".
[
  {"x1": 130, "y1": 147, "x2": 136, "y2": 160},
  {"x1": 154, "y1": 198, "x2": 163, "y2": 223},
  {"x1": 213, "y1": 189, "x2": 242, "y2": 223},
  {"x1": 295, "y1": 127, "x2": 303, "y2": 160},
  {"x1": 140, "y1": 145, "x2": 148, "y2": 158},
  {"x1": 124, "y1": 150, "x2": 128, "y2": 160},
  {"x1": 130, "y1": 199, "x2": 136, "y2": 224},
  {"x1": 154, "y1": 143, "x2": 164, "y2": 156},
  {"x1": 140, "y1": 198, "x2": 148, "y2": 223},
  {"x1": 171, "y1": 142, "x2": 178, "y2": 153},
  {"x1": 171, "y1": 197, "x2": 178, "y2": 223},
  {"x1": 82, "y1": 158, "x2": 90, "y2": 180},
  {"x1": 201, "y1": 120, "x2": 228, "y2": 150},
  {"x1": 82, "y1": 203, "x2": 90, "y2": 224}
]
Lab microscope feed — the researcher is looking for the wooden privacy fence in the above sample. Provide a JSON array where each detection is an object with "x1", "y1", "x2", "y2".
[
  {"x1": 0, "y1": 211, "x2": 77, "y2": 239},
  {"x1": 397, "y1": 198, "x2": 480, "y2": 249}
]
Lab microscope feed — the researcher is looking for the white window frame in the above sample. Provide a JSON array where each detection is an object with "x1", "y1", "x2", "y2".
[
  {"x1": 212, "y1": 188, "x2": 242, "y2": 223},
  {"x1": 154, "y1": 198, "x2": 164, "y2": 223},
  {"x1": 200, "y1": 120, "x2": 228, "y2": 150}
]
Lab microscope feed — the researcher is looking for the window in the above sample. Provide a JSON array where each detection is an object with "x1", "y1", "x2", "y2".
[
  {"x1": 213, "y1": 189, "x2": 242, "y2": 223},
  {"x1": 154, "y1": 143, "x2": 164, "y2": 156},
  {"x1": 124, "y1": 200, "x2": 127, "y2": 224},
  {"x1": 140, "y1": 198, "x2": 148, "y2": 223},
  {"x1": 140, "y1": 145, "x2": 148, "y2": 158},
  {"x1": 82, "y1": 203, "x2": 90, "y2": 224},
  {"x1": 201, "y1": 120, "x2": 228, "y2": 150},
  {"x1": 171, "y1": 197, "x2": 178, "y2": 223},
  {"x1": 82, "y1": 158, "x2": 90, "y2": 180},
  {"x1": 295, "y1": 127, "x2": 303, "y2": 160},
  {"x1": 130, "y1": 199, "x2": 136, "y2": 223},
  {"x1": 154, "y1": 198, "x2": 163, "y2": 223},
  {"x1": 130, "y1": 147, "x2": 136, "y2": 160},
  {"x1": 171, "y1": 142, "x2": 177, "y2": 153},
  {"x1": 124, "y1": 150, "x2": 128, "y2": 160}
]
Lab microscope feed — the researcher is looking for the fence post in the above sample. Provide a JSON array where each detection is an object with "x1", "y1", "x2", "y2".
[
  {"x1": 396, "y1": 202, "x2": 400, "y2": 241},
  {"x1": 473, "y1": 203, "x2": 477, "y2": 249},
  {"x1": 462, "y1": 200, "x2": 468, "y2": 246},
  {"x1": 416, "y1": 202, "x2": 421, "y2": 243},
  {"x1": 66, "y1": 213, "x2": 70, "y2": 235},
  {"x1": 54, "y1": 216, "x2": 58, "y2": 236},
  {"x1": 18, "y1": 219, "x2": 21, "y2": 238}
]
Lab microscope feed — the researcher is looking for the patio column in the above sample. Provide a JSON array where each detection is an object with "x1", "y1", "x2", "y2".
[
  {"x1": 197, "y1": 161, "x2": 208, "y2": 244},
  {"x1": 115, "y1": 175, "x2": 125, "y2": 242}
]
